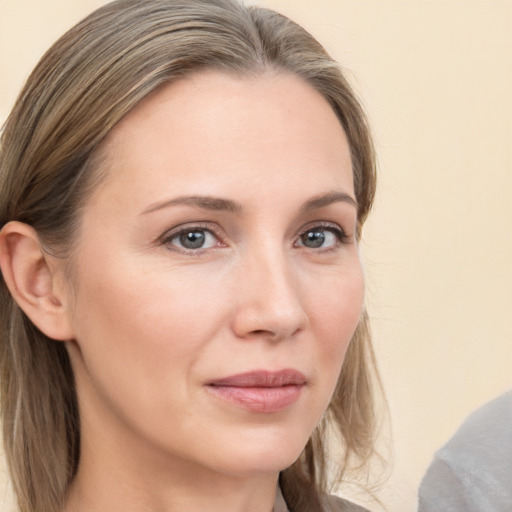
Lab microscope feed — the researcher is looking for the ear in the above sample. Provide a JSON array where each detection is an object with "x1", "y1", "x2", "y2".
[{"x1": 0, "y1": 221, "x2": 75, "y2": 341}]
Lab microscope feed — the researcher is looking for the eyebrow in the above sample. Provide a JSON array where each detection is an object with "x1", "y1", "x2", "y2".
[
  {"x1": 300, "y1": 191, "x2": 358, "y2": 212},
  {"x1": 141, "y1": 190, "x2": 357, "y2": 216},
  {"x1": 141, "y1": 195, "x2": 243, "y2": 215}
]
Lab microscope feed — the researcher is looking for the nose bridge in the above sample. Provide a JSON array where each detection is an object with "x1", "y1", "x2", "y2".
[{"x1": 232, "y1": 236, "x2": 308, "y2": 340}]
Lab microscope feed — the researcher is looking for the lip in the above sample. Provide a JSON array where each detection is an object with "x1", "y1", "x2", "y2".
[{"x1": 205, "y1": 369, "x2": 306, "y2": 413}]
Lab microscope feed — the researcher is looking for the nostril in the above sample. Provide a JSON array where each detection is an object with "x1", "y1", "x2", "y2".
[
  {"x1": 246, "y1": 326, "x2": 303, "y2": 341},
  {"x1": 247, "y1": 329, "x2": 276, "y2": 338}
]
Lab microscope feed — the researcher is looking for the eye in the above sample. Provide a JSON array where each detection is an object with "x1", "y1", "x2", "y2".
[
  {"x1": 296, "y1": 225, "x2": 345, "y2": 249},
  {"x1": 165, "y1": 228, "x2": 219, "y2": 251}
]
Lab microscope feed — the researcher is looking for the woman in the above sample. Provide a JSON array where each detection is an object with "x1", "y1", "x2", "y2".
[{"x1": 0, "y1": 1, "x2": 379, "y2": 511}]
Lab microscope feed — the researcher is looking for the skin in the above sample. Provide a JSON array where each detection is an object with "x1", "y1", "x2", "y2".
[{"x1": 6, "y1": 72, "x2": 365, "y2": 512}]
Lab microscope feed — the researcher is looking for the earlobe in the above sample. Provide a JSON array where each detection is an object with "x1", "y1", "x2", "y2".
[{"x1": 0, "y1": 221, "x2": 75, "y2": 341}]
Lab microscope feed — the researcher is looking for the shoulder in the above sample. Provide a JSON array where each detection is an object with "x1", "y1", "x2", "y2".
[
  {"x1": 445, "y1": 391, "x2": 511, "y2": 449},
  {"x1": 435, "y1": 391, "x2": 512, "y2": 473},
  {"x1": 418, "y1": 391, "x2": 512, "y2": 512},
  {"x1": 321, "y1": 493, "x2": 371, "y2": 512}
]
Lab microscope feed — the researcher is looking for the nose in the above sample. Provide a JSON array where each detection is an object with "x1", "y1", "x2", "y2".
[{"x1": 230, "y1": 247, "x2": 309, "y2": 342}]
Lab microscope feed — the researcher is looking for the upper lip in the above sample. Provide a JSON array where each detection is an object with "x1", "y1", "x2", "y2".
[{"x1": 207, "y1": 369, "x2": 307, "y2": 388}]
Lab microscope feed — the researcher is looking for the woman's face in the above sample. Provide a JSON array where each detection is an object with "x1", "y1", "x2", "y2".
[{"x1": 63, "y1": 71, "x2": 364, "y2": 479}]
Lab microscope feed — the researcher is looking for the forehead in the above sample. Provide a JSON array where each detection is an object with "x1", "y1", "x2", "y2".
[{"x1": 92, "y1": 71, "x2": 353, "y2": 210}]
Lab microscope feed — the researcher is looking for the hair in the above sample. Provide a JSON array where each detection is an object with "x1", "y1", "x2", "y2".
[{"x1": 0, "y1": 1, "x2": 379, "y2": 511}]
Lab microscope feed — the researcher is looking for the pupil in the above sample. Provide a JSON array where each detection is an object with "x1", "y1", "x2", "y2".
[
  {"x1": 180, "y1": 231, "x2": 205, "y2": 249},
  {"x1": 303, "y1": 231, "x2": 325, "y2": 248}
]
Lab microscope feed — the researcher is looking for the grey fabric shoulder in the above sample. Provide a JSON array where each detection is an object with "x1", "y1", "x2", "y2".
[
  {"x1": 322, "y1": 493, "x2": 371, "y2": 512},
  {"x1": 275, "y1": 486, "x2": 371, "y2": 512},
  {"x1": 418, "y1": 390, "x2": 512, "y2": 512}
]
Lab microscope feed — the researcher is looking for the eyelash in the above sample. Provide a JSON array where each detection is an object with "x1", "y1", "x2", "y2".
[
  {"x1": 296, "y1": 222, "x2": 349, "y2": 249},
  {"x1": 159, "y1": 221, "x2": 349, "y2": 254}
]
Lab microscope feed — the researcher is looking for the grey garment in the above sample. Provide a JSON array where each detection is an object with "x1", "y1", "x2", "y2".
[
  {"x1": 273, "y1": 487, "x2": 368, "y2": 512},
  {"x1": 418, "y1": 391, "x2": 512, "y2": 512},
  {"x1": 323, "y1": 493, "x2": 370, "y2": 512},
  {"x1": 274, "y1": 486, "x2": 370, "y2": 512},
  {"x1": 273, "y1": 487, "x2": 289, "y2": 512}
]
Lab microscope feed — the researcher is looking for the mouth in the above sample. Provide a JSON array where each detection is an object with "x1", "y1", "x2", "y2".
[{"x1": 205, "y1": 369, "x2": 307, "y2": 413}]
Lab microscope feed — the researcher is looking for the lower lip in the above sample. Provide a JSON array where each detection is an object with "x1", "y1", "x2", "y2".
[{"x1": 206, "y1": 385, "x2": 304, "y2": 413}]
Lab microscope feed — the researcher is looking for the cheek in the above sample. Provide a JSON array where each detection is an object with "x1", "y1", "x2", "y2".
[
  {"x1": 66, "y1": 263, "x2": 232, "y2": 454},
  {"x1": 67, "y1": 253, "x2": 236, "y2": 403},
  {"x1": 307, "y1": 266, "x2": 365, "y2": 382}
]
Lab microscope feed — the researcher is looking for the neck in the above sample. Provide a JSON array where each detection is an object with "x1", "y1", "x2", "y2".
[
  {"x1": 66, "y1": 473, "x2": 279, "y2": 512},
  {"x1": 64, "y1": 416, "x2": 280, "y2": 512}
]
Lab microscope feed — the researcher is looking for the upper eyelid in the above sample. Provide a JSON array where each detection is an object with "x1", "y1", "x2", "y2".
[
  {"x1": 161, "y1": 222, "x2": 221, "y2": 237},
  {"x1": 297, "y1": 221, "x2": 348, "y2": 235},
  {"x1": 299, "y1": 220, "x2": 343, "y2": 229}
]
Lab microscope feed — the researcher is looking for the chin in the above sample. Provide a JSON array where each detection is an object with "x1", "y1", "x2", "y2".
[{"x1": 207, "y1": 428, "x2": 309, "y2": 478}]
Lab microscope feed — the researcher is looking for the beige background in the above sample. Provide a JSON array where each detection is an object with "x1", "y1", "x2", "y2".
[{"x1": 1, "y1": 1, "x2": 511, "y2": 511}]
